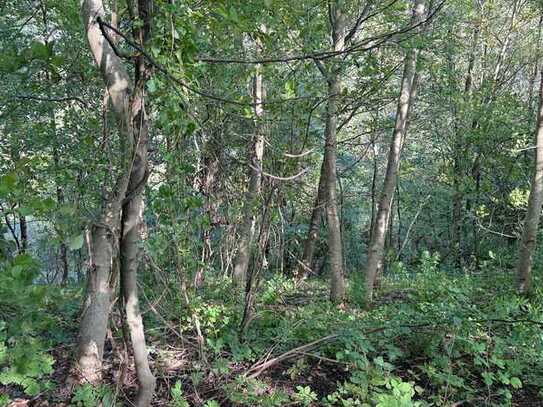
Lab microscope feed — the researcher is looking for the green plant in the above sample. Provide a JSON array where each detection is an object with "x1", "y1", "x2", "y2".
[
  {"x1": 71, "y1": 384, "x2": 118, "y2": 407},
  {"x1": 0, "y1": 393, "x2": 10, "y2": 407},
  {"x1": 170, "y1": 380, "x2": 190, "y2": 407},
  {"x1": 293, "y1": 385, "x2": 318, "y2": 406}
]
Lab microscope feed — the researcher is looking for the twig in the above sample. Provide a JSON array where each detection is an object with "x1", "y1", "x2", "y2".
[
  {"x1": 248, "y1": 164, "x2": 309, "y2": 181},
  {"x1": 15, "y1": 94, "x2": 88, "y2": 106}
]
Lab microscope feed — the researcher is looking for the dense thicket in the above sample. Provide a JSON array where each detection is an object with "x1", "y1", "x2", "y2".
[{"x1": 2, "y1": 0, "x2": 543, "y2": 406}]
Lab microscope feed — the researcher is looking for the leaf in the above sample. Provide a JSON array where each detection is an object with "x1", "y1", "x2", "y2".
[
  {"x1": 510, "y1": 377, "x2": 522, "y2": 389},
  {"x1": 68, "y1": 234, "x2": 84, "y2": 251},
  {"x1": 147, "y1": 78, "x2": 158, "y2": 92},
  {"x1": 482, "y1": 371, "x2": 494, "y2": 386},
  {"x1": 30, "y1": 41, "x2": 50, "y2": 61},
  {"x1": 0, "y1": 173, "x2": 17, "y2": 196}
]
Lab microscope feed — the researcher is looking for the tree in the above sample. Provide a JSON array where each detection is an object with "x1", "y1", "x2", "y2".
[
  {"x1": 516, "y1": 68, "x2": 543, "y2": 295},
  {"x1": 232, "y1": 34, "x2": 266, "y2": 286},
  {"x1": 319, "y1": 0, "x2": 347, "y2": 303},
  {"x1": 364, "y1": 0, "x2": 426, "y2": 306},
  {"x1": 74, "y1": 0, "x2": 155, "y2": 404}
]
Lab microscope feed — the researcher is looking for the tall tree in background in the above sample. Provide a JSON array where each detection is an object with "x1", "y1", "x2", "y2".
[
  {"x1": 516, "y1": 69, "x2": 543, "y2": 295},
  {"x1": 364, "y1": 0, "x2": 425, "y2": 306},
  {"x1": 75, "y1": 0, "x2": 155, "y2": 404},
  {"x1": 297, "y1": 161, "x2": 326, "y2": 278},
  {"x1": 232, "y1": 35, "x2": 265, "y2": 286}
]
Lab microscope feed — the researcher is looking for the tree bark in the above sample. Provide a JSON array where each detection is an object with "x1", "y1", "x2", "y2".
[
  {"x1": 75, "y1": 1, "x2": 155, "y2": 404},
  {"x1": 19, "y1": 215, "x2": 27, "y2": 253},
  {"x1": 51, "y1": 117, "x2": 70, "y2": 285},
  {"x1": 75, "y1": 0, "x2": 132, "y2": 384},
  {"x1": 364, "y1": 0, "x2": 425, "y2": 306},
  {"x1": 298, "y1": 160, "x2": 326, "y2": 278},
  {"x1": 325, "y1": 2, "x2": 346, "y2": 303},
  {"x1": 233, "y1": 55, "x2": 265, "y2": 286},
  {"x1": 120, "y1": 114, "x2": 155, "y2": 406},
  {"x1": 517, "y1": 69, "x2": 543, "y2": 295}
]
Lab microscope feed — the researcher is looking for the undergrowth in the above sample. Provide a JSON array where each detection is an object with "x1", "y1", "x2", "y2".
[{"x1": 1, "y1": 251, "x2": 543, "y2": 406}]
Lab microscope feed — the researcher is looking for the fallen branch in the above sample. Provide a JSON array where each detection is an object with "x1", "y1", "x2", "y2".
[
  {"x1": 245, "y1": 334, "x2": 338, "y2": 379},
  {"x1": 246, "y1": 326, "x2": 387, "y2": 379}
]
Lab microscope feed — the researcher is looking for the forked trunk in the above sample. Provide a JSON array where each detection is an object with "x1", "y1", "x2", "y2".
[{"x1": 75, "y1": 1, "x2": 155, "y2": 404}]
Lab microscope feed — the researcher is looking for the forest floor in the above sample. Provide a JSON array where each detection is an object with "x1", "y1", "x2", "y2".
[{"x1": 2, "y1": 262, "x2": 543, "y2": 406}]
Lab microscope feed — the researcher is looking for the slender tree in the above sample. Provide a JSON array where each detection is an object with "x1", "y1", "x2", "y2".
[
  {"x1": 517, "y1": 69, "x2": 543, "y2": 295},
  {"x1": 297, "y1": 160, "x2": 326, "y2": 278},
  {"x1": 319, "y1": 1, "x2": 347, "y2": 303},
  {"x1": 232, "y1": 37, "x2": 265, "y2": 286},
  {"x1": 364, "y1": 0, "x2": 425, "y2": 306}
]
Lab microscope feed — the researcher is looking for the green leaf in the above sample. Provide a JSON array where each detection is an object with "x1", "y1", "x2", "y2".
[
  {"x1": 510, "y1": 377, "x2": 522, "y2": 389},
  {"x1": 30, "y1": 41, "x2": 50, "y2": 61},
  {"x1": 0, "y1": 173, "x2": 17, "y2": 196},
  {"x1": 68, "y1": 234, "x2": 84, "y2": 251},
  {"x1": 147, "y1": 78, "x2": 158, "y2": 92},
  {"x1": 482, "y1": 371, "x2": 494, "y2": 386}
]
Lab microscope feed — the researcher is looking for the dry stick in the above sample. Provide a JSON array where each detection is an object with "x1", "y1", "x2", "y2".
[
  {"x1": 15, "y1": 94, "x2": 88, "y2": 106},
  {"x1": 294, "y1": 351, "x2": 349, "y2": 365},
  {"x1": 245, "y1": 334, "x2": 339, "y2": 379},
  {"x1": 248, "y1": 164, "x2": 309, "y2": 181}
]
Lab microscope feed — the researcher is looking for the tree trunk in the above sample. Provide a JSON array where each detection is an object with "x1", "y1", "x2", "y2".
[
  {"x1": 451, "y1": 21, "x2": 479, "y2": 268},
  {"x1": 233, "y1": 58, "x2": 265, "y2": 286},
  {"x1": 298, "y1": 160, "x2": 326, "y2": 277},
  {"x1": 240, "y1": 186, "x2": 275, "y2": 338},
  {"x1": 60, "y1": 237, "x2": 69, "y2": 285},
  {"x1": 325, "y1": 2, "x2": 346, "y2": 303},
  {"x1": 369, "y1": 135, "x2": 379, "y2": 241},
  {"x1": 53, "y1": 136, "x2": 70, "y2": 285},
  {"x1": 120, "y1": 103, "x2": 155, "y2": 405},
  {"x1": 195, "y1": 141, "x2": 220, "y2": 288},
  {"x1": 75, "y1": 0, "x2": 132, "y2": 384},
  {"x1": 75, "y1": 2, "x2": 155, "y2": 404},
  {"x1": 19, "y1": 215, "x2": 27, "y2": 253},
  {"x1": 364, "y1": 0, "x2": 425, "y2": 306},
  {"x1": 517, "y1": 69, "x2": 543, "y2": 295},
  {"x1": 529, "y1": 15, "x2": 543, "y2": 117},
  {"x1": 76, "y1": 205, "x2": 125, "y2": 383}
]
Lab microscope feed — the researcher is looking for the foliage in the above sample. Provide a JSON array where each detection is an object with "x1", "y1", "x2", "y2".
[
  {"x1": 71, "y1": 384, "x2": 119, "y2": 407},
  {"x1": 0, "y1": 254, "x2": 77, "y2": 400},
  {"x1": 3, "y1": 0, "x2": 543, "y2": 405}
]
